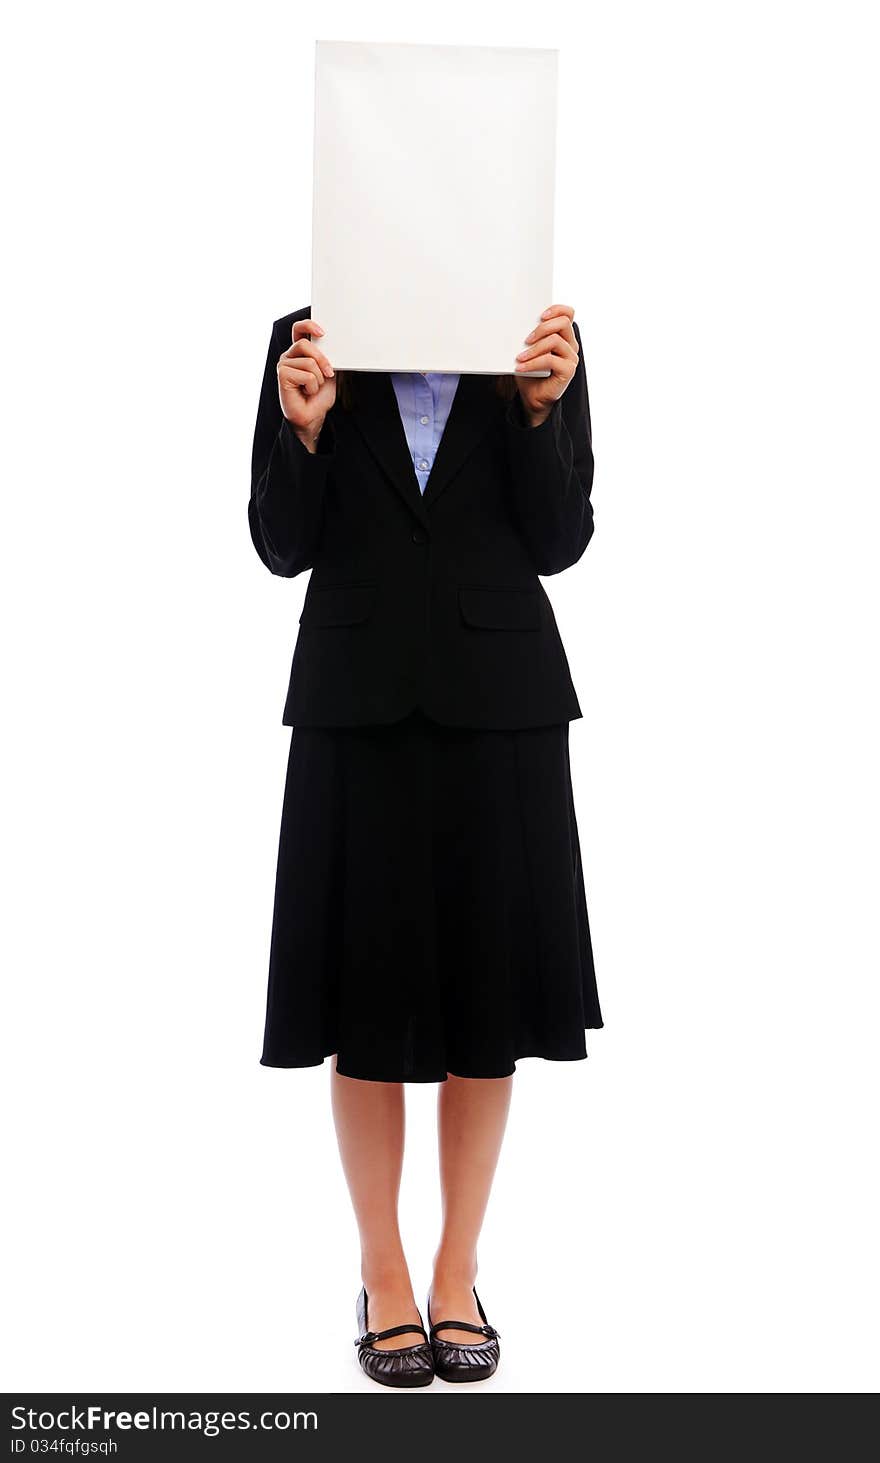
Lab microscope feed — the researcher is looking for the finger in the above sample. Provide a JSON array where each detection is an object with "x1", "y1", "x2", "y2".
[
  {"x1": 523, "y1": 316, "x2": 577, "y2": 349},
  {"x1": 515, "y1": 334, "x2": 577, "y2": 365},
  {"x1": 280, "y1": 351, "x2": 323, "y2": 384},
  {"x1": 279, "y1": 366, "x2": 322, "y2": 394},
  {"x1": 280, "y1": 348, "x2": 324, "y2": 381},
  {"x1": 279, "y1": 359, "x2": 325, "y2": 394},
  {"x1": 293, "y1": 319, "x2": 325, "y2": 339},
  {"x1": 514, "y1": 351, "x2": 570, "y2": 376},
  {"x1": 539, "y1": 303, "x2": 575, "y2": 322},
  {"x1": 283, "y1": 337, "x2": 335, "y2": 377}
]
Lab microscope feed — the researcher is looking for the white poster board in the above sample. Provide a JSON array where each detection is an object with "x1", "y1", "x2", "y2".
[{"x1": 311, "y1": 40, "x2": 557, "y2": 375}]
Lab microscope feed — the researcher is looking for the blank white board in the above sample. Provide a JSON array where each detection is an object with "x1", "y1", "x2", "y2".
[{"x1": 311, "y1": 40, "x2": 558, "y2": 374}]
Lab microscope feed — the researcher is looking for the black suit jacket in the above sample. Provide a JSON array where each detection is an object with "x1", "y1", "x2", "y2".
[{"x1": 249, "y1": 306, "x2": 595, "y2": 729}]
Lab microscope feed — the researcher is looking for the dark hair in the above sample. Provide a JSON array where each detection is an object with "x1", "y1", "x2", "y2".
[{"x1": 333, "y1": 369, "x2": 516, "y2": 411}]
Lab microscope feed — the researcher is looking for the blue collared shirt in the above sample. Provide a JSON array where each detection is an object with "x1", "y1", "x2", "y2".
[{"x1": 390, "y1": 371, "x2": 461, "y2": 495}]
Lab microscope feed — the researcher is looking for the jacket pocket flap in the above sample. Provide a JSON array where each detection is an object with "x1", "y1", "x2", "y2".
[
  {"x1": 300, "y1": 582, "x2": 377, "y2": 627},
  {"x1": 458, "y1": 585, "x2": 542, "y2": 631}
]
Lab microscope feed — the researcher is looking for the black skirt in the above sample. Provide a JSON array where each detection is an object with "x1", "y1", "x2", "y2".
[{"x1": 260, "y1": 708, "x2": 602, "y2": 1082}]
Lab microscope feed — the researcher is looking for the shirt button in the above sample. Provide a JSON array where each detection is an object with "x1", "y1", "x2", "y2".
[
  {"x1": 418, "y1": 459, "x2": 429, "y2": 470},
  {"x1": 412, "y1": 528, "x2": 428, "y2": 545},
  {"x1": 419, "y1": 415, "x2": 430, "y2": 425}
]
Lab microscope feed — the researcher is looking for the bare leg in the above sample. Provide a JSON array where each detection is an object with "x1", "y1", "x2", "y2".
[
  {"x1": 430, "y1": 1073, "x2": 513, "y2": 1345},
  {"x1": 330, "y1": 1064, "x2": 422, "y2": 1351}
]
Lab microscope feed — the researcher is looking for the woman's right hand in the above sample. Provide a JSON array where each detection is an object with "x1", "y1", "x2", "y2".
[{"x1": 277, "y1": 319, "x2": 336, "y2": 450}]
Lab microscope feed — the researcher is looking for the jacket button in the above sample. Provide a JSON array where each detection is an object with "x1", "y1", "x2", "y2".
[{"x1": 411, "y1": 528, "x2": 428, "y2": 545}]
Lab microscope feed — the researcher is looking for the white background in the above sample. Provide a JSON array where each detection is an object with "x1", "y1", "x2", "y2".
[{"x1": 2, "y1": 0, "x2": 878, "y2": 1395}]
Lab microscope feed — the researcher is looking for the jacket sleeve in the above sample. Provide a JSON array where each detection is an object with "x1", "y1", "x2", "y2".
[
  {"x1": 503, "y1": 318, "x2": 595, "y2": 576},
  {"x1": 248, "y1": 317, "x2": 336, "y2": 578}
]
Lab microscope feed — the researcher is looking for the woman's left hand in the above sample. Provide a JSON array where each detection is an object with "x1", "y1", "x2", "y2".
[{"x1": 514, "y1": 303, "x2": 579, "y2": 426}]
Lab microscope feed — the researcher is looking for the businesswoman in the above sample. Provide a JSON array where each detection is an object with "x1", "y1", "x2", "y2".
[{"x1": 249, "y1": 303, "x2": 602, "y2": 1387}]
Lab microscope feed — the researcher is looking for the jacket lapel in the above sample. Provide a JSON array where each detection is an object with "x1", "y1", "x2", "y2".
[
  {"x1": 421, "y1": 373, "x2": 499, "y2": 512},
  {"x1": 349, "y1": 371, "x2": 500, "y2": 523},
  {"x1": 349, "y1": 371, "x2": 428, "y2": 526}
]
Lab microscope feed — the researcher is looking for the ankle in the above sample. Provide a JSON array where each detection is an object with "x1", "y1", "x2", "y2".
[
  {"x1": 431, "y1": 1249, "x2": 478, "y2": 1291},
  {"x1": 361, "y1": 1253, "x2": 412, "y2": 1297}
]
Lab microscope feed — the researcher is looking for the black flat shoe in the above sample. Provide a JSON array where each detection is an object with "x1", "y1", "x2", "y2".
[
  {"x1": 354, "y1": 1286, "x2": 434, "y2": 1389},
  {"x1": 427, "y1": 1287, "x2": 500, "y2": 1383}
]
